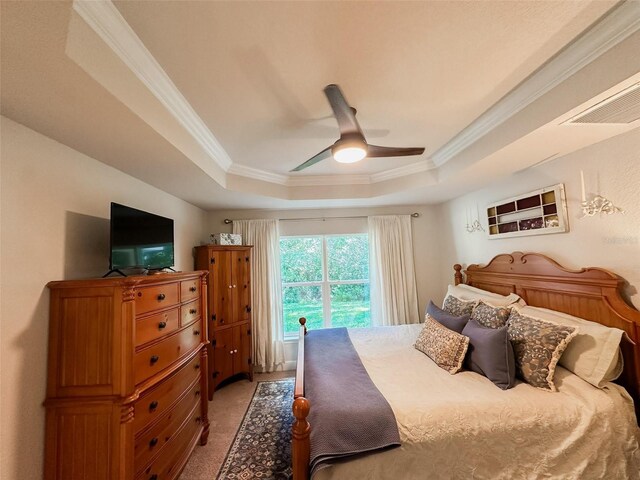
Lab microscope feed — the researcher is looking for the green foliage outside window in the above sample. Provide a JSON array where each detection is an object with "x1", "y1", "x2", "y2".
[{"x1": 280, "y1": 235, "x2": 370, "y2": 334}]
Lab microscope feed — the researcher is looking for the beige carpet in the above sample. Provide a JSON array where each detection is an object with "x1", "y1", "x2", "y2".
[{"x1": 179, "y1": 371, "x2": 295, "y2": 480}]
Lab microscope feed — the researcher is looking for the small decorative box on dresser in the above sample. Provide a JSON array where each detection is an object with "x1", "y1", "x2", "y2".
[
  {"x1": 194, "y1": 245, "x2": 253, "y2": 399},
  {"x1": 44, "y1": 272, "x2": 209, "y2": 480}
]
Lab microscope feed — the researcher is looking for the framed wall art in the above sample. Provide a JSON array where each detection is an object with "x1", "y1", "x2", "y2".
[{"x1": 486, "y1": 184, "x2": 569, "y2": 239}]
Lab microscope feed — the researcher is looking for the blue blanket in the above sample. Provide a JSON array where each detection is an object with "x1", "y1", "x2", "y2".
[{"x1": 304, "y1": 328, "x2": 400, "y2": 476}]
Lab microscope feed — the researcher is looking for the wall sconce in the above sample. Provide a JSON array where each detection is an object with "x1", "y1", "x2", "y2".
[
  {"x1": 580, "y1": 170, "x2": 623, "y2": 217},
  {"x1": 466, "y1": 206, "x2": 485, "y2": 233}
]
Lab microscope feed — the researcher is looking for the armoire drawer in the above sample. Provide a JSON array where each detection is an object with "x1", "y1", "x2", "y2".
[
  {"x1": 136, "y1": 308, "x2": 180, "y2": 347},
  {"x1": 136, "y1": 404, "x2": 203, "y2": 480},
  {"x1": 136, "y1": 284, "x2": 179, "y2": 316},
  {"x1": 134, "y1": 325, "x2": 203, "y2": 385},
  {"x1": 134, "y1": 386, "x2": 201, "y2": 476},
  {"x1": 133, "y1": 352, "x2": 202, "y2": 433}
]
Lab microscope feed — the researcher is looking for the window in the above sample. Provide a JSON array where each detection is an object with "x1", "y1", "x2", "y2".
[{"x1": 280, "y1": 234, "x2": 370, "y2": 335}]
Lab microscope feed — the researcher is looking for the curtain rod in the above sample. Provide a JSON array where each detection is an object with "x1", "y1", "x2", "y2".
[{"x1": 223, "y1": 212, "x2": 420, "y2": 224}]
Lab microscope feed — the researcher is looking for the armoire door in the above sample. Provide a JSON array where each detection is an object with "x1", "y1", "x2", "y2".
[
  {"x1": 236, "y1": 251, "x2": 251, "y2": 324},
  {"x1": 212, "y1": 327, "x2": 234, "y2": 388},
  {"x1": 231, "y1": 324, "x2": 252, "y2": 375}
]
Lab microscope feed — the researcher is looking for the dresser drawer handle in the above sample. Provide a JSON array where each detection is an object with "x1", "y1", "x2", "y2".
[
  {"x1": 158, "y1": 321, "x2": 167, "y2": 330},
  {"x1": 193, "y1": 330, "x2": 200, "y2": 336},
  {"x1": 190, "y1": 286, "x2": 197, "y2": 292},
  {"x1": 194, "y1": 363, "x2": 200, "y2": 370},
  {"x1": 190, "y1": 308, "x2": 197, "y2": 315},
  {"x1": 149, "y1": 401, "x2": 159, "y2": 411},
  {"x1": 195, "y1": 390, "x2": 200, "y2": 397},
  {"x1": 157, "y1": 293, "x2": 166, "y2": 301},
  {"x1": 150, "y1": 355, "x2": 159, "y2": 365},
  {"x1": 149, "y1": 437, "x2": 158, "y2": 448},
  {"x1": 234, "y1": 349, "x2": 238, "y2": 353}
]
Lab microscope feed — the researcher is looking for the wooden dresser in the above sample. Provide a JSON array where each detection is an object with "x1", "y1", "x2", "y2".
[
  {"x1": 194, "y1": 245, "x2": 253, "y2": 399},
  {"x1": 44, "y1": 272, "x2": 209, "y2": 480}
]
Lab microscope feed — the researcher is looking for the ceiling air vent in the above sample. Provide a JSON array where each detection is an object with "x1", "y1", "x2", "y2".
[{"x1": 568, "y1": 83, "x2": 640, "y2": 124}]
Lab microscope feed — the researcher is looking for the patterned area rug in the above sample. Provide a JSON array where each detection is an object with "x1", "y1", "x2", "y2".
[{"x1": 217, "y1": 379, "x2": 294, "y2": 480}]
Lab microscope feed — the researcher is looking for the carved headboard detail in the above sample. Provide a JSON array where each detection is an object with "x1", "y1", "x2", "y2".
[{"x1": 454, "y1": 251, "x2": 640, "y2": 422}]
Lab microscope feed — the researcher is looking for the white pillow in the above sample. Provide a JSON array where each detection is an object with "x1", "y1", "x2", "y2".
[
  {"x1": 516, "y1": 306, "x2": 624, "y2": 388},
  {"x1": 446, "y1": 284, "x2": 525, "y2": 308}
]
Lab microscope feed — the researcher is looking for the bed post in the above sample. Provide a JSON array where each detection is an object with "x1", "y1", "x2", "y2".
[
  {"x1": 292, "y1": 397, "x2": 310, "y2": 480},
  {"x1": 292, "y1": 317, "x2": 310, "y2": 480},
  {"x1": 454, "y1": 264, "x2": 463, "y2": 285}
]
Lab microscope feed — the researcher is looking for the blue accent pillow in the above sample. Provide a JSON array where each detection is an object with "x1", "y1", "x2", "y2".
[
  {"x1": 462, "y1": 319, "x2": 516, "y2": 390},
  {"x1": 426, "y1": 301, "x2": 469, "y2": 334}
]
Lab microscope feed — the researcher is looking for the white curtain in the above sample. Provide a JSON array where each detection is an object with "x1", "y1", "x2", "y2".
[
  {"x1": 368, "y1": 215, "x2": 420, "y2": 326},
  {"x1": 233, "y1": 219, "x2": 285, "y2": 372}
]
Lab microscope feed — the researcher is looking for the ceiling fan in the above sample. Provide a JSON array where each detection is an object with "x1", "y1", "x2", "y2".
[{"x1": 290, "y1": 84, "x2": 425, "y2": 172}]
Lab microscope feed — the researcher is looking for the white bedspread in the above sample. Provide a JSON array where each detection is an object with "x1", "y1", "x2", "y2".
[{"x1": 313, "y1": 325, "x2": 640, "y2": 480}]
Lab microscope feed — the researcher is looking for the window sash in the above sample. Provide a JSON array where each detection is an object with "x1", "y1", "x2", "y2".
[{"x1": 280, "y1": 234, "x2": 370, "y2": 334}]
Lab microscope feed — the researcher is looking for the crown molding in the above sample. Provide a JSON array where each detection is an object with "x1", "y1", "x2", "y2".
[
  {"x1": 72, "y1": 0, "x2": 233, "y2": 171},
  {"x1": 227, "y1": 163, "x2": 289, "y2": 185},
  {"x1": 370, "y1": 160, "x2": 434, "y2": 183},
  {"x1": 229, "y1": 160, "x2": 435, "y2": 187},
  {"x1": 287, "y1": 174, "x2": 371, "y2": 187},
  {"x1": 431, "y1": 1, "x2": 640, "y2": 167}
]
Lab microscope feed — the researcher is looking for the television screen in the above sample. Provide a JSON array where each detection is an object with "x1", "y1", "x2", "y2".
[{"x1": 110, "y1": 203, "x2": 175, "y2": 270}]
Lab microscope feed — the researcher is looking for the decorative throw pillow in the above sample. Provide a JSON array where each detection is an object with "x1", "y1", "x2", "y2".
[
  {"x1": 471, "y1": 301, "x2": 511, "y2": 329},
  {"x1": 415, "y1": 314, "x2": 470, "y2": 374},
  {"x1": 442, "y1": 295, "x2": 476, "y2": 317},
  {"x1": 426, "y1": 300, "x2": 469, "y2": 334},
  {"x1": 462, "y1": 319, "x2": 516, "y2": 390},
  {"x1": 446, "y1": 284, "x2": 525, "y2": 307},
  {"x1": 507, "y1": 311, "x2": 578, "y2": 391},
  {"x1": 517, "y1": 306, "x2": 624, "y2": 388}
]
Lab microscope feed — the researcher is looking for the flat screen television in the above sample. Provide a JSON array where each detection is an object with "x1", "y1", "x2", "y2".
[{"x1": 109, "y1": 202, "x2": 175, "y2": 272}]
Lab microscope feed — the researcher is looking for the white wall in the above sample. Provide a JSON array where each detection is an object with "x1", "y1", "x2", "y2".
[
  {"x1": 436, "y1": 128, "x2": 640, "y2": 309},
  {"x1": 0, "y1": 116, "x2": 209, "y2": 480}
]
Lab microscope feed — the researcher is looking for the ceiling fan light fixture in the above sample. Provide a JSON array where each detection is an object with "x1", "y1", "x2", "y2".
[{"x1": 333, "y1": 146, "x2": 367, "y2": 163}]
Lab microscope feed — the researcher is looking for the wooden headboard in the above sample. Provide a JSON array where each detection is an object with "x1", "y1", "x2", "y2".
[{"x1": 453, "y1": 251, "x2": 640, "y2": 422}]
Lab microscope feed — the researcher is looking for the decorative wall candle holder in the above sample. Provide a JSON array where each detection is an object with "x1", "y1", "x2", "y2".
[{"x1": 579, "y1": 170, "x2": 624, "y2": 217}]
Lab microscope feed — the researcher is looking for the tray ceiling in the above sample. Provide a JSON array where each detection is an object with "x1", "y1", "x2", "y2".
[{"x1": 2, "y1": 0, "x2": 639, "y2": 209}]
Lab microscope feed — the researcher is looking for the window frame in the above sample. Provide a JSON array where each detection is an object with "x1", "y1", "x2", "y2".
[{"x1": 280, "y1": 233, "x2": 370, "y2": 337}]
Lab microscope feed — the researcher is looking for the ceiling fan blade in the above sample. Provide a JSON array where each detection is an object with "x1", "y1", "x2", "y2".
[
  {"x1": 366, "y1": 144, "x2": 425, "y2": 158},
  {"x1": 290, "y1": 146, "x2": 333, "y2": 172},
  {"x1": 324, "y1": 84, "x2": 363, "y2": 136}
]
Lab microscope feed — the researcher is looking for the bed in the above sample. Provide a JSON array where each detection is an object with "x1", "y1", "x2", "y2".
[{"x1": 291, "y1": 252, "x2": 640, "y2": 479}]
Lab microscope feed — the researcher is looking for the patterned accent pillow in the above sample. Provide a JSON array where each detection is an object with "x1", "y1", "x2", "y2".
[
  {"x1": 507, "y1": 311, "x2": 578, "y2": 391},
  {"x1": 415, "y1": 314, "x2": 470, "y2": 374},
  {"x1": 442, "y1": 295, "x2": 476, "y2": 317},
  {"x1": 471, "y1": 300, "x2": 511, "y2": 329}
]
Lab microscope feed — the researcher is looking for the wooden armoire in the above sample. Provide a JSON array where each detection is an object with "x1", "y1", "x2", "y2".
[
  {"x1": 44, "y1": 272, "x2": 209, "y2": 480},
  {"x1": 194, "y1": 245, "x2": 253, "y2": 399}
]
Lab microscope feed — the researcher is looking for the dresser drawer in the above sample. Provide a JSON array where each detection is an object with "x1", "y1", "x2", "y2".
[
  {"x1": 180, "y1": 300, "x2": 200, "y2": 326},
  {"x1": 136, "y1": 403, "x2": 203, "y2": 480},
  {"x1": 134, "y1": 386, "x2": 201, "y2": 476},
  {"x1": 134, "y1": 325, "x2": 203, "y2": 385},
  {"x1": 136, "y1": 308, "x2": 180, "y2": 347},
  {"x1": 136, "y1": 284, "x2": 179, "y2": 316},
  {"x1": 180, "y1": 279, "x2": 200, "y2": 303},
  {"x1": 133, "y1": 352, "x2": 202, "y2": 433}
]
